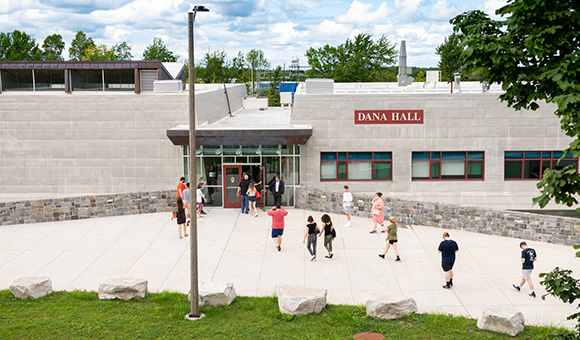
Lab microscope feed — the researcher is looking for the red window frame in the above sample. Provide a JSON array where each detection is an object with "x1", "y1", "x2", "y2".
[
  {"x1": 412, "y1": 151, "x2": 485, "y2": 181},
  {"x1": 320, "y1": 152, "x2": 393, "y2": 181},
  {"x1": 504, "y1": 151, "x2": 579, "y2": 180}
]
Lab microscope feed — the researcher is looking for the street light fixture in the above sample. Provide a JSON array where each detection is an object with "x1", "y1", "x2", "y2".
[{"x1": 186, "y1": 4, "x2": 209, "y2": 321}]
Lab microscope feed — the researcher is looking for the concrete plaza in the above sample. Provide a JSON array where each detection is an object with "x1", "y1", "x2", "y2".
[{"x1": 0, "y1": 208, "x2": 577, "y2": 329}]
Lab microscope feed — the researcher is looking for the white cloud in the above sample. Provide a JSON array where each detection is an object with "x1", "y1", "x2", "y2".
[
  {"x1": 482, "y1": 0, "x2": 508, "y2": 19},
  {"x1": 336, "y1": 1, "x2": 391, "y2": 24},
  {"x1": 271, "y1": 22, "x2": 309, "y2": 45},
  {"x1": 393, "y1": 0, "x2": 423, "y2": 22},
  {"x1": 428, "y1": 0, "x2": 460, "y2": 22},
  {"x1": 315, "y1": 19, "x2": 351, "y2": 38}
]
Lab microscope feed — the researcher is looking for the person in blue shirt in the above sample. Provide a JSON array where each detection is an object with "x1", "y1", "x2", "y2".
[
  {"x1": 438, "y1": 232, "x2": 459, "y2": 289},
  {"x1": 512, "y1": 241, "x2": 538, "y2": 297}
]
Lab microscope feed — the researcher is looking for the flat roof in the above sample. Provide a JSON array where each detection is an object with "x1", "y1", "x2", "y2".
[
  {"x1": 167, "y1": 107, "x2": 313, "y2": 146},
  {"x1": 0, "y1": 60, "x2": 165, "y2": 70},
  {"x1": 297, "y1": 81, "x2": 504, "y2": 95}
]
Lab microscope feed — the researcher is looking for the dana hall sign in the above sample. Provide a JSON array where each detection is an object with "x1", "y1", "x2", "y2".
[{"x1": 354, "y1": 110, "x2": 424, "y2": 124}]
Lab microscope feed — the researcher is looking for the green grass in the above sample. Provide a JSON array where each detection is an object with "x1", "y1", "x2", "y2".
[{"x1": 0, "y1": 289, "x2": 572, "y2": 339}]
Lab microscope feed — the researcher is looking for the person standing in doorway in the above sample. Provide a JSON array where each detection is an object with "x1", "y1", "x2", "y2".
[
  {"x1": 343, "y1": 185, "x2": 353, "y2": 228},
  {"x1": 438, "y1": 232, "x2": 459, "y2": 289},
  {"x1": 237, "y1": 174, "x2": 252, "y2": 214},
  {"x1": 369, "y1": 192, "x2": 386, "y2": 233},
  {"x1": 268, "y1": 175, "x2": 285, "y2": 207},
  {"x1": 197, "y1": 177, "x2": 207, "y2": 215},
  {"x1": 183, "y1": 182, "x2": 191, "y2": 226},
  {"x1": 512, "y1": 241, "x2": 538, "y2": 297},
  {"x1": 303, "y1": 215, "x2": 320, "y2": 261},
  {"x1": 319, "y1": 214, "x2": 335, "y2": 259},
  {"x1": 268, "y1": 204, "x2": 288, "y2": 251},
  {"x1": 177, "y1": 177, "x2": 186, "y2": 199},
  {"x1": 379, "y1": 217, "x2": 401, "y2": 261}
]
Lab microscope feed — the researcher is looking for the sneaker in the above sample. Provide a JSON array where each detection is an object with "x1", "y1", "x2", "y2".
[
  {"x1": 395, "y1": 257, "x2": 401, "y2": 261},
  {"x1": 449, "y1": 279, "x2": 452, "y2": 286},
  {"x1": 329, "y1": 253, "x2": 333, "y2": 259},
  {"x1": 311, "y1": 256, "x2": 316, "y2": 262},
  {"x1": 442, "y1": 284, "x2": 451, "y2": 289},
  {"x1": 378, "y1": 254, "x2": 385, "y2": 259},
  {"x1": 512, "y1": 284, "x2": 521, "y2": 292},
  {"x1": 277, "y1": 245, "x2": 281, "y2": 252},
  {"x1": 186, "y1": 220, "x2": 190, "y2": 226},
  {"x1": 201, "y1": 210, "x2": 206, "y2": 215},
  {"x1": 530, "y1": 291, "x2": 536, "y2": 298},
  {"x1": 369, "y1": 230, "x2": 377, "y2": 234},
  {"x1": 255, "y1": 214, "x2": 258, "y2": 217},
  {"x1": 345, "y1": 222, "x2": 351, "y2": 228}
]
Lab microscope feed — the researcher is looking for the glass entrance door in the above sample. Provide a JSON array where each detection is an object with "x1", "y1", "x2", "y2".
[{"x1": 223, "y1": 165, "x2": 241, "y2": 208}]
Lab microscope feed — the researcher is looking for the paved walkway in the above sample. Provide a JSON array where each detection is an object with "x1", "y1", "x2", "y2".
[{"x1": 0, "y1": 208, "x2": 578, "y2": 329}]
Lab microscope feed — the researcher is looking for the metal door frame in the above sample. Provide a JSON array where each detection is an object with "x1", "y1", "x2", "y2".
[{"x1": 223, "y1": 165, "x2": 242, "y2": 208}]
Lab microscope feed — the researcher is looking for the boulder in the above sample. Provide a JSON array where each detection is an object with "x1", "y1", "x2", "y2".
[
  {"x1": 276, "y1": 285, "x2": 327, "y2": 315},
  {"x1": 477, "y1": 307, "x2": 525, "y2": 336},
  {"x1": 366, "y1": 295, "x2": 418, "y2": 320},
  {"x1": 10, "y1": 277, "x2": 52, "y2": 299},
  {"x1": 98, "y1": 278, "x2": 148, "y2": 300},
  {"x1": 187, "y1": 282, "x2": 236, "y2": 306}
]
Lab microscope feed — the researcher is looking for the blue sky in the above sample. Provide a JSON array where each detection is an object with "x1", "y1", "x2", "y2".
[{"x1": 0, "y1": 0, "x2": 507, "y2": 67}]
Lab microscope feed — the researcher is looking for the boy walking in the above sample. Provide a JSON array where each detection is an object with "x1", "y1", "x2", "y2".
[
  {"x1": 513, "y1": 241, "x2": 538, "y2": 297},
  {"x1": 268, "y1": 204, "x2": 288, "y2": 251},
  {"x1": 438, "y1": 232, "x2": 459, "y2": 289},
  {"x1": 343, "y1": 185, "x2": 352, "y2": 227}
]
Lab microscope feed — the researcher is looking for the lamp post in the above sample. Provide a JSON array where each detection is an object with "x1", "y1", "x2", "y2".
[{"x1": 186, "y1": 4, "x2": 209, "y2": 321}]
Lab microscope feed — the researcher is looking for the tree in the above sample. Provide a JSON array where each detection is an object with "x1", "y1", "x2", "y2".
[
  {"x1": 69, "y1": 31, "x2": 95, "y2": 61},
  {"x1": 42, "y1": 34, "x2": 65, "y2": 61},
  {"x1": 112, "y1": 42, "x2": 132, "y2": 61},
  {"x1": 246, "y1": 49, "x2": 270, "y2": 94},
  {"x1": 82, "y1": 42, "x2": 133, "y2": 61},
  {"x1": 142, "y1": 37, "x2": 177, "y2": 62},
  {"x1": 197, "y1": 50, "x2": 229, "y2": 84},
  {"x1": 435, "y1": 34, "x2": 463, "y2": 82},
  {"x1": 451, "y1": 0, "x2": 580, "y2": 210},
  {"x1": 231, "y1": 51, "x2": 250, "y2": 91},
  {"x1": 305, "y1": 34, "x2": 397, "y2": 82},
  {"x1": 0, "y1": 30, "x2": 42, "y2": 61}
]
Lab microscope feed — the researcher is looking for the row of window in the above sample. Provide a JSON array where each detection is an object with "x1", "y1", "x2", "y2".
[
  {"x1": 1, "y1": 69, "x2": 135, "y2": 92},
  {"x1": 320, "y1": 151, "x2": 578, "y2": 181}
]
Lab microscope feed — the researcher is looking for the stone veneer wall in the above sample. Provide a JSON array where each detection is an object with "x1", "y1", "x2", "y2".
[
  {"x1": 0, "y1": 191, "x2": 175, "y2": 226},
  {"x1": 296, "y1": 187, "x2": 580, "y2": 246}
]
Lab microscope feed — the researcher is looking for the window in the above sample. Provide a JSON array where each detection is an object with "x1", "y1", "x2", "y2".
[
  {"x1": 412, "y1": 151, "x2": 484, "y2": 180},
  {"x1": 320, "y1": 152, "x2": 392, "y2": 181},
  {"x1": 1, "y1": 70, "x2": 33, "y2": 91},
  {"x1": 504, "y1": 151, "x2": 578, "y2": 180}
]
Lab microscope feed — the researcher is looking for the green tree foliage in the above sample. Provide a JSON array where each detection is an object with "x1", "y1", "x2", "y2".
[
  {"x1": 305, "y1": 34, "x2": 397, "y2": 82},
  {"x1": 142, "y1": 37, "x2": 177, "y2": 62},
  {"x1": 451, "y1": 0, "x2": 580, "y2": 210},
  {"x1": 69, "y1": 31, "x2": 95, "y2": 61},
  {"x1": 246, "y1": 49, "x2": 270, "y2": 94},
  {"x1": 414, "y1": 70, "x2": 426, "y2": 82},
  {"x1": 0, "y1": 30, "x2": 42, "y2": 61},
  {"x1": 82, "y1": 42, "x2": 132, "y2": 61},
  {"x1": 196, "y1": 50, "x2": 230, "y2": 83},
  {"x1": 42, "y1": 34, "x2": 65, "y2": 61},
  {"x1": 435, "y1": 34, "x2": 462, "y2": 82}
]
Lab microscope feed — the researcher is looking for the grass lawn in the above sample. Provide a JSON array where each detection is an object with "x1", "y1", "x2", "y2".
[{"x1": 0, "y1": 289, "x2": 573, "y2": 339}]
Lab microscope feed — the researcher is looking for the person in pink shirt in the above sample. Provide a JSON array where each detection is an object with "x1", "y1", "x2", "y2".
[
  {"x1": 370, "y1": 192, "x2": 386, "y2": 233},
  {"x1": 268, "y1": 204, "x2": 288, "y2": 251}
]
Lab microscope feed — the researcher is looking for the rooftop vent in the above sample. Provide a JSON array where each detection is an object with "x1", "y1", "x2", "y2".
[{"x1": 305, "y1": 79, "x2": 334, "y2": 94}]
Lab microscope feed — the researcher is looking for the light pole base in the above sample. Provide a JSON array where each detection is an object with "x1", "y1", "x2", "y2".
[{"x1": 185, "y1": 312, "x2": 205, "y2": 321}]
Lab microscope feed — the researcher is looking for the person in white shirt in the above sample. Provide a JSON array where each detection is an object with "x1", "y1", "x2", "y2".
[
  {"x1": 343, "y1": 185, "x2": 353, "y2": 227},
  {"x1": 196, "y1": 183, "x2": 205, "y2": 218}
]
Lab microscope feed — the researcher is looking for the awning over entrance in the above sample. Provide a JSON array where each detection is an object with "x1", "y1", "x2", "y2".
[{"x1": 166, "y1": 126, "x2": 312, "y2": 146}]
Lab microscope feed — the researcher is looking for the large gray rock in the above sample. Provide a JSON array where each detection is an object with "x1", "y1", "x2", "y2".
[
  {"x1": 477, "y1": 307, "x2": 525, "y2": 336},
  {"x1": 10, "y1": 276, "x2": 52, "y2": 299},
  {"x1": 188, "y1": 282, "x2": 237, "y2": 306},
  {"x1": 366, "y1": 295, "x2": 418, "y2": 320},
  {"x1": 98, "y1": 278, "x2": 148, "y2": 300},
  {"x1": 276, "y1": 285, "x2": 327, "y2": 315}
]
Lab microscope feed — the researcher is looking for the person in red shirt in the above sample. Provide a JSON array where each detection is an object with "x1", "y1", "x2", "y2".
[
  {"x1": 177, "y1": 177, "x2": 186, "y2": 198},
  {"x1": 268, "y1": 204, "x2": 288, "y2": 251}
]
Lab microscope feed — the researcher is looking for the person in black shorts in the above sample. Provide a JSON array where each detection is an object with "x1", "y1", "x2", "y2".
[{"x1": 438, "y1": 232, "x2": 459, "y2": 289}]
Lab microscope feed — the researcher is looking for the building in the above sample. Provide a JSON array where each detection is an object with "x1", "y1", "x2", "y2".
[{"x1": 0, "y1": 61, "x2": 576, "y2": 212}]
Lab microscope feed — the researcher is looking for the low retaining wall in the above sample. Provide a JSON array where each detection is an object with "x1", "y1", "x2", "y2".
[
  {"x1": 0, "y1": 191, "x2": 175, "y2": 226},
  {"x1": 296, "y1": 187, "x2": 580, "y2": 246}
]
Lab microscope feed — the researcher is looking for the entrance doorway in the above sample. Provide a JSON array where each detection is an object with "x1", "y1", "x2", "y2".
[{"x1": 222, "y1": 164, "x2": 264, "y2": 209}]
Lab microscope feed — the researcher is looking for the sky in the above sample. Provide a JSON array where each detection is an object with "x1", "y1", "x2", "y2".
[{"x1": 0, "y1": 0, "x2": 507, "y2": 68}]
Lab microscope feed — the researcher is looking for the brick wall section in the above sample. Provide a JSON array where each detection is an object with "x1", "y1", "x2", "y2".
[
  {"x1": 296, "y1": 187, "x2": 580, "y2": 246},
  {"x1": 0, "y1": 191, "x2": 176, "y2": 226}
]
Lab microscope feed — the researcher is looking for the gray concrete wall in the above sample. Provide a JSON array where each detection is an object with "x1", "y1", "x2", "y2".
[
  {"x1": 0, "y1": 84, "x2": 246, "y2": 197},
  {"x1": 291, "y1": 92, "x2": 574, "y2": 210}
]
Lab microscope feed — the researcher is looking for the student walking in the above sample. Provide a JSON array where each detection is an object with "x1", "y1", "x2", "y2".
[
  {"x1": 343, "y1": 185, "x2": 353, "y2": 227},
  {"x1": 379, "y1": 217, "x2": 401, "y2": 261},
  {"x1": 173, "y1": 197, "x2": 188, "y2": 239},
  {"x1": 303, "y1": 215, "x2": 320, "y2": 261},
  {"x1": 177, "y1": 176, "x2": 186, "y2": 198},
  {"x1": 369, "y1": 192, "x2": 386, "y2": 233},
  {"x1": 183, "y1": 182, "x2": 191, "y2": 226},
  {"x1": 196, "y1": 183, "x2": 205, "y2": 219},
  {"x1": 438, "y1": 232, "x2": 459, "y2": 289},
  {"x1": 247, "y1": 182, "x2": 258, "y2": 217},
  {"x1": 268, "y1": 204, "x2": 288, "y2": 251},
  {"x1": 513, "y1": 241, "x2": 538, "y2": 297},
  {"x1": 319, "y1": 214, "x2": 335, "y2": 259}
]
